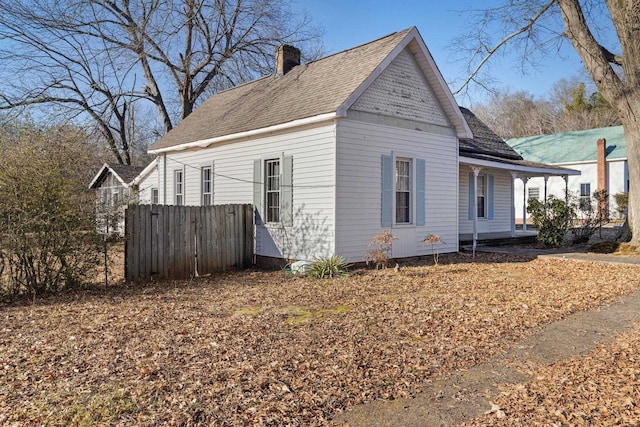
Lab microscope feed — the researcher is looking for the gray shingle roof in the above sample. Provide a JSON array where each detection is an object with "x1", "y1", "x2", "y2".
[
  {"x1": 109, "y1": 164, "x2": 147, "y2": 184},
  {"x1": 89, "y1": 163, "x2": 148, "y2": 189},
  {"x1": 149, "y1": 28, "x2": 415, "y2": 151},
  {"x1": 459, "y1": 107, "x2": 523, "y2": 161}
]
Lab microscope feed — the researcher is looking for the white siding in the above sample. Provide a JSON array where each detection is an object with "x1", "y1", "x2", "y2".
[
  {"x1": 351, "y1": 49, "x2": 450, "y2": 127},
  {"x1": 335, "y1": 119, "x2": 459, "y2": 262},
  {"x1": 514, "y1": 159, "x2": 628, "y2": 220},
  {"x1": 157, "y1": 123, "x2": 336, "y2": 260},
  {"x1": 137, "y1": 164, "x2": 160, "y2": 204},
  {"x1": 458, "y1": 166, "x2": 514, "y2": 235}
]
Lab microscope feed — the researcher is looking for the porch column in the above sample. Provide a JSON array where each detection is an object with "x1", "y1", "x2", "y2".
[
  {"x1": 543, "y1": 175, "x2": 550, "y2": 213},
  {"x1": 522, "y1": 177, "x2": 529, "y2": 232},
  {"x1": 563, "y1": 175, "x2": 569, "y2": 229},
  {"x1": 510, "y1": 172, "x2": 518, "y2": 237},
  {"x1": 471, "y1": 167, "x2": 482, "y2": 253}
]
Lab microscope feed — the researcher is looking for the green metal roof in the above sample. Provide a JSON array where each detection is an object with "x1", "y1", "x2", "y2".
[{"x1": 506, "y1": 126, "x2": 626, "y2": 164}]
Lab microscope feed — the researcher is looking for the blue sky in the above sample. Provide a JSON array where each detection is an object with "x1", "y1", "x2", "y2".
[{"x1": 292, "y1": 0, "x2": 588, "y2": 107}]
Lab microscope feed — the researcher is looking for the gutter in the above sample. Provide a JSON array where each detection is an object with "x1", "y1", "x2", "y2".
[{"x1": 149, "y1": 112, "x2": 341, "y2": 154}]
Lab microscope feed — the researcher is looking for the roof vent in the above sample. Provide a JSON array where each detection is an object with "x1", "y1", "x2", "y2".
[{"x1": 275, "y1": 45, "x2": 301, "y2": 75}]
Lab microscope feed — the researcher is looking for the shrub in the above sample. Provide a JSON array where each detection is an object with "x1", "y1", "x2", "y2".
[
  {"x1": 365, "y1": 230, "x2": 396, "y2": 269},
  {"x1": 307, "y1": 256, "x2": 351, "y2": 279},
  {"x1": 0, "y1": 123, "x2": 102, "y2": 299},
  {"x1": 572, "y1": 190, "x2": 608, "y2": 244},
  {"x1": 423, "y1": 234, "x2": 444, "y2": 265},
  {"x1": 527, "y1": 196, "x2": 574, "y2": 247}
]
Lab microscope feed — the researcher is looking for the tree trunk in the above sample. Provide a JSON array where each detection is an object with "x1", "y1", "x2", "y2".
[
  {"x1": 557, "y1": 0, "x2": 640, "y2": 245},
  {"x1": 620, "y1": 118, "x2": 640, "y2": 245}
]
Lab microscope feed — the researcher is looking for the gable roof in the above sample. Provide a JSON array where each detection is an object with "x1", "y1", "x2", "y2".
[
  {"x1": 88, "y1": 162, "x2": 150, "y2": 189},
  {"x1": 506, "y1": 126, "x2": 626, "y2": 164},
  {"x1": 149, "y1": 27, "x2": 472, "y2": 153}
]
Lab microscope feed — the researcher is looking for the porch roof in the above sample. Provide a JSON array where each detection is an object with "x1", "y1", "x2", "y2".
[{"x1": 460, "y1": 153, "x2": 580, "y2": 178}]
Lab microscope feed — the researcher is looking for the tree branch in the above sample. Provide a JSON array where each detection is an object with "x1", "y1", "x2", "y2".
[{"x1": 453, "y1": 0, "x2": 556, "y2": 95}]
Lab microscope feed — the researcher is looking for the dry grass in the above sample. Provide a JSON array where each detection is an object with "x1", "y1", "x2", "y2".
[{"x1": 1, "y1": 252, "x2": 639, "y2": 426}]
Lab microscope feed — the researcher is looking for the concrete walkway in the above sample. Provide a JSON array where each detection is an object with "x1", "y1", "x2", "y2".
[{"x1": 334, "y1": 250, "x2": 640, "y2": 426}]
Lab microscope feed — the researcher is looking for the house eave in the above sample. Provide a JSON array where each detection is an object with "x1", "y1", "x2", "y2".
[
  {"x1": 149, "y1": 112, "x2": 341, "y2": 154},
  {"x1": 459, "y1": 155, "x2": 581, "y2": 177},
  {"x1": 131, "y1": 158, "x2": 158, "y2": 187}
]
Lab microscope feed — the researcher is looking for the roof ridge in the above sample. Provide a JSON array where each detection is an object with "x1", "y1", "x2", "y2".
[{"x1": 304, "y1": 27, "x2": 414, "y2": 66}]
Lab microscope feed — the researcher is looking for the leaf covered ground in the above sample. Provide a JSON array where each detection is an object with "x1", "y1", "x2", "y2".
[{"x1": 1, "y1": 252, "x2": 639, "y2": 426}]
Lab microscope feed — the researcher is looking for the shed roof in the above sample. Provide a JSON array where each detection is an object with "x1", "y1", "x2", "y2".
[
  {"x1": 149, "y1": 27, "x2": 472, "y2": 153},
  {"x1": 459, "y1": 107, "x2": 523, "y2": 161},
  {"x1": 506, "y1": 126, "x2": 626, "y2": 164}
]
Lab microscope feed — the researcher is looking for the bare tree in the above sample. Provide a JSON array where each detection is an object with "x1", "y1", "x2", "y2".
[
  {"x1": 473, "y1": 89, "x2": 557, "y2": 138},
  {"x1": 0, "y1": 0, "x2": 323, "y2": 164},
  {"x1": 474, "y1": 78, "x2": 620, "y2": 138},
  {"x1": 453, "y1": 0, "x2": 640, "y2": 245}
]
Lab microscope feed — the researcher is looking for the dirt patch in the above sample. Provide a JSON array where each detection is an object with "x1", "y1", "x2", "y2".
[{"x1": 1, "y1": 253, "x2": 639, "y2": 426}]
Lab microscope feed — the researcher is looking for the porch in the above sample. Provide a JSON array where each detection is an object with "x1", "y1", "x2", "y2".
[{"x1": 459, "y1": 230, "x2": 538, "y2": 247}]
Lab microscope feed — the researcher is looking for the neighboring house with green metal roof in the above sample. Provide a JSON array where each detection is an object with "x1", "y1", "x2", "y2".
[{"x1": 507, "y1": 126, "x2": 628, "y2": 221}]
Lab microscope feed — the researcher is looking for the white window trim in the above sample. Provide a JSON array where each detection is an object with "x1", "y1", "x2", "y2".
[
  {"x1": 477, "y1": 174, "x2": 488, "y2": 220},
  {"x1": 201, "y1": 163, "x2": 213, "y2": 206},
  {"x1": 264, "y1": 157, "x2": 281, "y2": 224},
  {"x1": 174, "y1": 168, "x2": 184, "y2": 206},
  {"x1": 392, "y1": 152, "x2": 416, "y2": 228}
]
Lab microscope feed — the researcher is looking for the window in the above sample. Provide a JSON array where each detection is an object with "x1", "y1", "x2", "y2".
[
  {"x1": 381, "y1": 155, "x2": 425, "y2": 227},
  {"x1": 468, "y1": 172, "x2": 494, "y2": 221},
  {"x1": 477, "y1": 175, "x2": 486, "y2": 218},
  {"x1": 395, "y1": 159, "x2": 411, "y2": 223},
  {"x1": 528, "y1": 187, "x2": 540, "y2": 201},
  {"x1": 151, "y1": 188, "x2": 159, "y2": 204},
  {"x1": 265, "y1": 159, "x2": 280, "y2": 223},
  {"x1": 201, "y1": 166, "x2": 212, "y2": 205},
  {"x1": 175, "y1": 170, "x2": 184, "y2": 206},
  {"x1": 580, "y1": 183, "x2": 591, "y2": 211}
]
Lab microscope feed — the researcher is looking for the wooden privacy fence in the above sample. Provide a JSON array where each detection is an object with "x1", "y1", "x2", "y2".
[{"x1": 125, "y1": 204, "x2": 254, "y2": 281}]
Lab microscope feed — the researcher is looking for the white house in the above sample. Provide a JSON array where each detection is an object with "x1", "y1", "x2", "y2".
[
  {"x1": 148, "y1": 27, "x2": 577, "y2": 263},
  {"x1": 508, "y1": 126, "x2": 627, "y2": 222},
  {"x1": 89, "y1": 159, "x2": 159, "y2": 234}
]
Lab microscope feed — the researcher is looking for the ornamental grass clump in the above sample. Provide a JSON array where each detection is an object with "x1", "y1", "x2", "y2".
[{"x1": 307, "y1": 256, "x2": 351, "y2": 279}]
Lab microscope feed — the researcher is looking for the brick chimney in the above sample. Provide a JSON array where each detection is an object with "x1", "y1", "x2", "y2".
[
  {"x1": 275, "y1": 45, "x2": 300, "y2": 75},
  {"x1": 597, "y1": 138, "x2": 608, "y2": 219},
  {"x1": 597, "y1": 138, "x2": 607, "y2": 192}
]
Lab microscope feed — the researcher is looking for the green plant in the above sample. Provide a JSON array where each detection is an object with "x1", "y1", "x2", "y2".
[
  {"x1": 365, "y1": 230, "x2": 396, "y2": 269},
  {"x1": 423, "y1": 234, "x2": 445, "y2": 265},
  {"x1": 527, "y1": 196, "x2": 575, "y2": 247},
  {"x1": 614, "y1": 192, "x2": 628, "y2": 218},
  {"x1": 307, "y1": 255, "x2": 351, "y2": 279}
]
